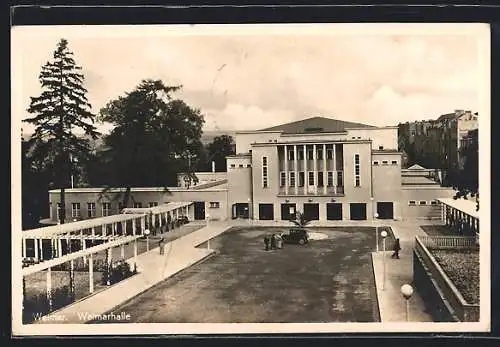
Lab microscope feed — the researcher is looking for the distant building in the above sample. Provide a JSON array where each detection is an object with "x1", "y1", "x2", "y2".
[{"x1": 43, "y1": 116, "x2": 455, "y2": 226}]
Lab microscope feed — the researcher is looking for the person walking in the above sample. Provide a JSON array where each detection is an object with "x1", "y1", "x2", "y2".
[
  {"x1": 159, "y1": 238, "x2": 165, "y2": 255},
  {"x1": 391, "y1": 238, "x2": 401, "y2": 259},
  {"x1": 270, "y1": 233, "x2": 277, "y2": 250}
]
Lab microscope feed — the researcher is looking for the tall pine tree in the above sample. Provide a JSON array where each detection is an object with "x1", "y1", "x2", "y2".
[{"x1": 24, "y1": 38, "x2": 99, "y2": 224}]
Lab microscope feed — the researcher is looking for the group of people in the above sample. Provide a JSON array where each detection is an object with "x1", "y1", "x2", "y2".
[{"x1": 264, "y1": 233, "x2": 283, "y2": 251}]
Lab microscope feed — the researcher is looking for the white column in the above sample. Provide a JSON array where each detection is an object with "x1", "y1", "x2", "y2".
[
  {"x1": 294, "y1": 145, "x2": 298, "y2": 195},
  {"x1": 91, "y1": 227, "x2": 95, "y2": 236},
  {"x1": 120, "y1": 244, "x2": 125, "y2": 259},
  {"x1": 313, "y1": 144, "x2": 318, "y2": 195},
  {"x1": 40, "y1": 238, "x2": 44, "y2": 261},
  {"x1": 141, "y1": 216, "x2": 145, "y2": 233},
  {"x1": 106, "y1": 247, "x2": 112, "y2": 285},
  {"x1": 132, "y1": 219, "x2": 136, "y2": 236},
  {"x1": 121, "y1": 221, "x2": 125, "y2": 235},
  {"x1": 112, "y1": 223, "x2": 116, "y2": 237},
  {"x1": 133, "y1": 239, "x2": 138, "y2": 261},
  {"x1": 323, "y1": 144, "x2": 327, "y2": 195},
  {"x1": 303, "y1": 144, "x2": 307, "y2": 195},
  {"x1": 284, "y1": 145, "x2": 289, "y2": 195},
  {"x1": 82, "y1": 231, "x2": 87, "y2": 265},
  {"x1": 57, "y1": 237, "x2": 62, "y2": 257},
  {"x1": 89, "y1": 253, "x2": 94, "y2": 293},
  {"x1": 46, "y1": 267, "x2": 52, "y2": 311},
  {"x1": 34, "y1": 238, "x2": 39, "y2": 261}
]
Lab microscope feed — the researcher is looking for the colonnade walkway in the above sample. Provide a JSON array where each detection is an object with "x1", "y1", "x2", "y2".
[{"x1": 36, "y1": 220, "x2": 232, "y2": 324}]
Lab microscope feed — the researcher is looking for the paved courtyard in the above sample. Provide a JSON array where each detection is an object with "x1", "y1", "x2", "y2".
[{"x1": 96, "y1": 226, "x2": 393, "y2": 323}]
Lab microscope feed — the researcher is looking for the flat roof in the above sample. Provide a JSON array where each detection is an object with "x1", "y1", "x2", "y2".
[
  {"x1": 23, "y1": 213, "x2": 145, "y2": 238},
  {"x1": 438, "y1": 198, "x2": 479, "y2": 219},
  {"x1": 402, "y1": 176, "x2": 440, "y2": 185},
  {"x1": 122, "y1": 201, "x2": 192, "y2": 215}
]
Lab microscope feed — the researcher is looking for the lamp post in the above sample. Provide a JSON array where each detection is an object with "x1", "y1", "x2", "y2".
[
  {"x1": 374, "y1": 212, "x2": 379, "y2": 252},
  {"x1": 206, "y1": 214, "x2": 210, "y2": 250},
  {"x1": 401, "y1": 284, "x2": 414, "y2": 321},
  {"x1": 247, "y1": 197, "x2": 252, "y2": 224},
  {"x1": 144, "y1": 229, "x2": 150, "y2": 252},
  {"x1": 381, "y1": 230, "x2": 388, "y2": 291}
]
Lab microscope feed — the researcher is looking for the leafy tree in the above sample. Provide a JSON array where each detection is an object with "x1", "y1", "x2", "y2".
[
  {"x1": 23, "y1": 38, "x2": 99, "y2": 224},
  {"x1": 98, "y1": 79, "x2": 205, "y2": 207},
  {"x1": 206, "y1": 135, "x2": 235, "y2": 172},
  {"x1": 290, "y1": 211, "x2": 311, "y2": 229}
]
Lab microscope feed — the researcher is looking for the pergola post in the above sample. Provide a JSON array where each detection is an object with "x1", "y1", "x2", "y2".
[
  {"x1": 120, "y1": 221, "x2": 125, "y2": 236},
  {"x1": 34, "y1": 238, "x2": 39, "y2": 262},
  {"x1": 141, "y1": 217, "x2": 145, "y2": 234},
  {"x1": 106, "y1": 247, "x2": 112, "y2": 286},
  {"x1": 69, "y1": 259, "x2": 75, "y2": 301},
  {"x1": 82, "y1": 230, "x2": 87, "y2": 265},
  {"x1": 89, "y1": 253, "x2": 94, "y2": 294},
  {"x1": 57, "y1": 237, "x2": 62, "y2": 257},
  {"x1": 21, "y1": 237, "x2": 26, "y2": 258},
  {"x1": 40, "y1": 238, "x2": 44, "y2": 261},
  {"x1": 46, "y1": 267, "x2": 52, "y2": 311},
  {"x1": 112, "y1": 223, "x2": 116, "y2": 237},
  {"x1": 132, "y1": 219, "x2": 136, "y2": 236},
  {"x1": 120, "y1": 243, "x2": 125, "y2": 259}
]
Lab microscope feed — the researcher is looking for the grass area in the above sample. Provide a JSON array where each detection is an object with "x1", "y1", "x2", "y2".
[
  {"x1": 420, "y1": 225, "x2": 460, "y2": 236},
  {"x1": 429, "y1": 249, "x2": 480, "y2": 305},
  {"x1": 99, "y1": 226, "x2": 386, "y2": 323}
]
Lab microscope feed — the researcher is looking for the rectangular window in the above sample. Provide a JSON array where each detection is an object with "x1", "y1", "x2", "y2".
[
  {"x1": 56, "y1": 203, "x2": 62, "y2": 220},
  {"x1": 378, "y1": 146, "x2": 384, "y2": 150},
  {"x1": 307, "y1": 149, "x2": 314, "y2": 160},
  {"x1": 327, "y1": 172, "x2": 333, "y2": 186},
  {"x1": 87, "y1": 202, "x2": 96, "y2": 218},
  {"x1": 133, "y1": 202, "x2": 142, "y2": 208},
  {"x1": 308, "y1": 171, "x2": 315, "y2": 186},
  {"x1": 289, "y1": 172, "x2": 296, "y2": 187},
  {"x1": 230, "y1": 164, "x2": 235, "y2": 168},
  {"x1": 297, "y1": 149, "x2": 304, "y2": 160},
  {"x1": 337, "y1": 171, "x2": 344, "y2": 187},
  {"x1": 430, "y1": 200, "x2": 438, "y2": 205},
  {"x1": 102, "y1": 202, "x2": 111, "y2": 216},
  {"x1": 382, "y1": 160, "x2": 388, "y2": 165},
  {"x1": 71, "y1": 203, "x2": 80, "y2": 218},
  {"x1": 326, "y1": 149, "x2": 333, "y2": 160},
  {"x1": 354, "y1": 154, "x2": 360, "y2": 187},
  {"x1": 280, "y1": 172, "x2": 286, "y2": 187},
  {"x1": 409, "y1": 201, "x2": 416, "y2": 206},
  {"x1": 209, "y1": 201, "x2": 220, "y2": 208},
  {"x1": 246, "y1": 164, "x2": 251, "y2": 168},
  {"x1": 373, "y1": 161, "x2": 379, "y2": 165},
  {"x1": 317, "y1": 148, "x2": 323, "y2": 160},
  {"x1": 391, "y1": 160, "x2": 398, "y2": 165},
  {"x1": 419, "y1": 201, "x2": 427, "y2": 205},
  {"x1": 317, "y1": 172, "x2": 324, "y2": 187},
  {"x1": 149, "y1": 202, "x2": 158, "y2": 207},
  {"x1": 288, "y1": 150, "x2": 295, "y2": 161},
  {"x1": 262, "y1": 156, "x2": 268, "y2": 188},
  {"x1": 299, "y1": 172, "x2": 305, "y2": 187}
]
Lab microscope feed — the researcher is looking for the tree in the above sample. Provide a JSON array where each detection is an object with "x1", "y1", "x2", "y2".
[
  {"x1": 206, "y1": 135, "x2": 235, "y2": 172},
  {"x1": 23, "y1": 38, "x2": 99, "y2": 224},
  {"x1": 98, "y1": 79, "x2": 205, "y2": 207},
  {"x1": 290, "y1": 211, "x2": 311, "y2": 229}
]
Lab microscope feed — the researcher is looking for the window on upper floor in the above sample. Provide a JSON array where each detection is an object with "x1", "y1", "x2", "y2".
[
  {"x1": 297, "y1": 149, "x2": 304, "y2": 160},
  {"x1": 209, "y1": 201, "x2": 220, "y2": 209},
  {"x1": 71, "y1": 203, "x2": 81, "y2": 218},
  {"x1": 308, "y1": 171, "x2": 315, "y2": 186},
  {"x1": 280, "y1": 172, "x2": 286, "y2": 187},
  {"x1": 239, "y1": 164, "x2": 244, "y2": 168},
  {"x1": 102, "y1": 202, "x2": 112, "y2": 216},
  {"x1": 409, "y1": 201, "x2": 416, "y2": 206},
  {"x1": 419, "y1": 201, "x2": 427, "y2": 205},
  {"x1": 288, "y1": 150, "x2": 295, "y2": 161},
  {"x1": 87, "y1": 202, "x2": 96, "y2": 218},
  {"x1": 317, "y1": 148, "x2": 323, "y2": 160},
  {"x1": 379, "y1": 146, "x2": 384, "y2": 150},
  {"x1": 133, "y1": 202, "x2": 142, "y2": 208},
  {"x1": 327, "y1": 172, "x2": 334, "y2": 187},
  {"x1": 373, "y1": 161, "x2": 379, "y2": 165},
  {"x1": 307, "y1": 149, "x2": 314, "y2": 160},
  {"x1": 149, "y1": 202, "x2": 158, "y2": 207},
  {"x1": 298, "y1": 172, "x2": 305, "y2": 187},
  {"x1": 289, "y1": 172, "x2": 296, "y2": 187},
  {"x1": 230, "y1": 164, "x2": 235, "y2": 168},
  {"x1": 382, "y1": 160, "x2": 388, "y2": 165},
  {"x1": 391, "y1": 160, "x2": 398, "y2": 165},
  {"x1": 326, "y1": 148, "x2": 333, "y2": 160}
]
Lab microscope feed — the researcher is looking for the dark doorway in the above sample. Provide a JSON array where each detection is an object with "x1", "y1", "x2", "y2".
[
  {"x1": 194, "y1": 201, "x2": 205, "y2": 220},
  {"x1": 350, "y1": 203, "x2": 367, "y2": 220},
  {"x1": 326, "y1": 203, "x2": 343, "y2": 220},
  {"x1": 281, "y1": 203, "x2": 296, "y2": 220},
  {"x1": 232, "y1": 203, "x2": 249, "y2": 219},
  {"x1": 303, "y1": 203, "x2": 319, "y2": 220},
  {"x1": 259, "y1": 204, "x2": 274, "y2": 220},
  {"x1": 377, "y1": 202, "x2": 394, "y2": 219}
]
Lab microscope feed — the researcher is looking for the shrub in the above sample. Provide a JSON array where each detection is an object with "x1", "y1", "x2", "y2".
[{"x1": 101, "y1": 260, "x2": 136, "y2": 286}]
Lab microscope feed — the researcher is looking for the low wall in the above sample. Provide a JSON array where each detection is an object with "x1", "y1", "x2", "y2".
[{"x1": 413, "y1": 236, "x2": 479, "y2": 322}]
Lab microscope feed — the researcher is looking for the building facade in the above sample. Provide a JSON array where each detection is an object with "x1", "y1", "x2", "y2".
[{"x1": 42, "y1": 117, "x2": 456, "y2": 226}]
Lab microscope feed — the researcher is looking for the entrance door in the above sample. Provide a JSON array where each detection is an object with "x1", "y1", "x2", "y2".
[
  {"x1": 281, "y1": 203, "x2": 296, "y2": 220},
  {"x1": 326, "y1": 203, "x2": 343, "y2": 220},
  {"x1": 194, "y1": 201, "x2": 205, "y2": 220},
  {"x1": 233, "y1": 203, "x2": 249, "y2": 219},
  {"x1": 350, "y1": 203, "x2": 367, "y2": 220},
  {"x1": 259, "y1": 204, "x2": 274, "y2": 220},
  {"x1": 377, "y1": 202, "x2": 394, "y2": 219},
  {"x1": 303, "y1": 203, "x2": 319, "y2": 220}
]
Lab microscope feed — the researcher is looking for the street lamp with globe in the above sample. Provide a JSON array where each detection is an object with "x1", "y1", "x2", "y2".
[
  {"x1": 401, "y1": 284, "x2": 414, "y2": 321},
  {"x1": 374, "y1": 212, "x2": 379, "y2": 252},
  {"x1": 144, "y1": 229, "x2": 150, "y2": 252},
  {"x1": 381, "y1": 229, "x2": 388, "y2": 290}
]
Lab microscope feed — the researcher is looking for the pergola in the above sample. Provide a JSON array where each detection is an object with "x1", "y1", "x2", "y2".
[
  {"x1": 122, "y1": 201, "x2": 193, "y2": 230},
  {"x1": 22, "y1": 213, "x2": 147, "y2": 262},
  {"x1": 438, "y1": 198, "x2": 479, "y2": 236}
]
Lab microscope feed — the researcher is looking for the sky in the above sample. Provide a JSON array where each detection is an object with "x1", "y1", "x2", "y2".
[{"x1": 11, "y1": 23, "x2": 489, "y2": 135}]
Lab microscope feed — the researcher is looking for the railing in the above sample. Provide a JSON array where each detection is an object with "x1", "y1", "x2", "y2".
[
  {"x1": 418, "y1": 235, "x2": 478, "y2": 249},
  {"x1": 413, "y1": 235, "x2": 479, "y2": 322}
]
